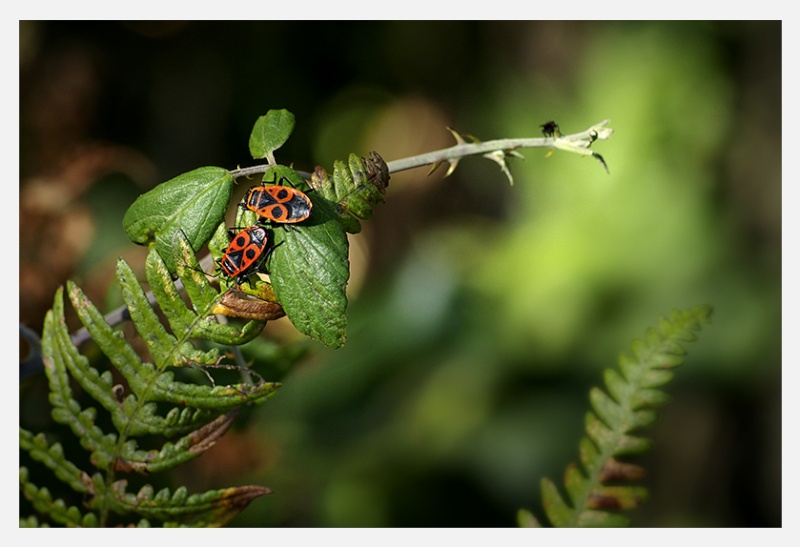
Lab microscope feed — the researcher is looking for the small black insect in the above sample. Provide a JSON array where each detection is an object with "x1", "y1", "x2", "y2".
[{"x1": 540, "y1": 120, "x2": 560, "y2": 138}]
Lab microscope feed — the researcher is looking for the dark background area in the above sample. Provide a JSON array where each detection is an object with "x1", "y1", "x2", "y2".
[{"x1": 19, "y1": 21, "x2": 781, "y2": 527}]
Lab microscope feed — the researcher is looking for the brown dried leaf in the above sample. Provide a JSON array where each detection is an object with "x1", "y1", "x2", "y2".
[{"x1": 212, "y1": 289, "x2": 285, "y2": 321}]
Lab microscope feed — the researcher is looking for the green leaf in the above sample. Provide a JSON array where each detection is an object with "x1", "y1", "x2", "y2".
[
  {"x1": 122, "y1": 166, "x2": 233, "y2": 273},
  {"x1": 238, "y1": 164, "x2": 351, "y2": 348},
  {"x1": 249, "y1": 109, "x2": 295, "y2": 160},
  {"x1": 269, "y1": 191, "x2": 350, "y2": 349}
]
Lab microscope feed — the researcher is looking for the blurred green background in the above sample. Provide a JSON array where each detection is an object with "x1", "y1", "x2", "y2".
[{"x1": 19, "y1": 21, "x2": 781, "y2": 527}]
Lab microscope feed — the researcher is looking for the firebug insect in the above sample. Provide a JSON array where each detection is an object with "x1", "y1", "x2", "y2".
[
  {"x1": 217, "y1": 225, "x2": 274, "y2": 285},
  {"x1": 243, "y1": 174, "x2": 313, "y2": 224}
]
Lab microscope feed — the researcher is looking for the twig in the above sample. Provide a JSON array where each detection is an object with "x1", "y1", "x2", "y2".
[{"x1": 66, "y1": 120, "x2": 613, "y2": 351}]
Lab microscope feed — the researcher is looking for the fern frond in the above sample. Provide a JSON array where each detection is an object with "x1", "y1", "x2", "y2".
[
  {"x1": 528, "y1": 305, "x2": 712, "y2": 527},
  {"x1": 25, "y1": 230, "x2": 284, "y2": 525}
]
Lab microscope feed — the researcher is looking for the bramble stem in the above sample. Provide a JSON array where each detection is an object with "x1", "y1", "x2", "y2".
[
  {"x1": 70, "y1": 120, "x2": 612, "y2": 344},
  {"x1": 229, "y1": 120, "x2": 613, "y2": 179},
  {"x1": 385, "y1": 137, "x2": 550, "y2": 173}
]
